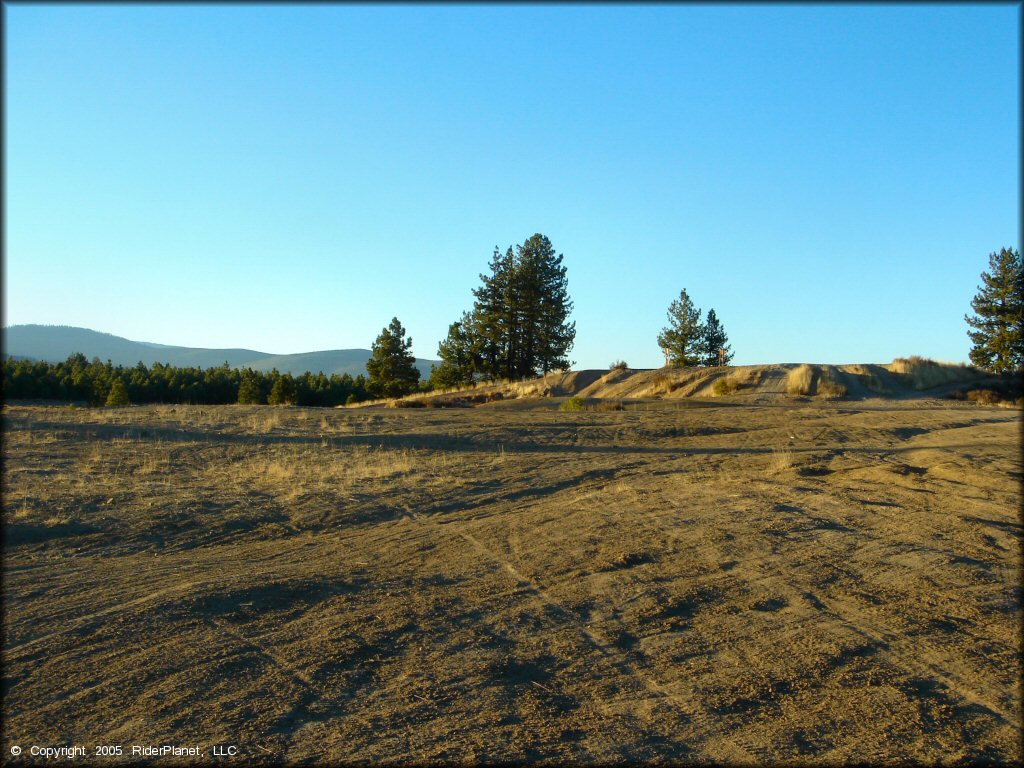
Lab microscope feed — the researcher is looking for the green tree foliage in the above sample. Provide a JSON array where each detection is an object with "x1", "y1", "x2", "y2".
[
  {"x1": 236, "y1": 370, "x2": 264, "y2": 404},
  {"x1": 966, "y1": 247, "x2": 1024, "y2": 374},
  {"x1": 658, "y1": 289, "x2": 703, "y2": 367},
  {"x1": 439, "y1": 234, "x2": 575, "y2": 384},
  {"x1": 700, "y1": 308, "x2": 734, "y2": 366},
  {"x1": 430, "y1": 315, "x2": 477, "y2": 389},
  {"x1": 471, "y1": 246, "x2": 516, "y2": 379},
  {"x1": 2, "y1": 354, "x2": 369, "y2": 406},
  {"x1": 104, "y1": 378, "x2": 130, "y2": 406},
  {"x1": 267, "y1": 372, "x2": 297, "y2": 405},
  {"x1": 366, "y1": 317, "x2": 421, "y2": 398},
  {"x1": 516, "y1": 234, "x2": 575, "y2": 376}
]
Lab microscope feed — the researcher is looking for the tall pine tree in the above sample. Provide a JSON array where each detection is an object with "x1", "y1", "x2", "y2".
[
  {"x1": 444, "y1": 234, "x2": 575, "y2": 383},
  {"x1": 367, "y1": 317, "x2": 421, "y2": 398},
  {"x1": 518, "y1": 234, "x2": 575, "y2": 376},
  {"x1": 700, "y1": 308, "x2": 733, "y2": 366},
  {"x1": 966, "y1": 247, "x2": 1023, "y2": 374},
  {"x1": 658, "y1": 290, "x2": 703, "y2": 367}
]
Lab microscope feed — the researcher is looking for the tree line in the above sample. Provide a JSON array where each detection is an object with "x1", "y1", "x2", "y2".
[
  {"x1": 1, "y1": 353, "x2": 371, "y2": 406},
  {"x1": 5, "y1": 242, "x2": 1020, "y2": 407}
]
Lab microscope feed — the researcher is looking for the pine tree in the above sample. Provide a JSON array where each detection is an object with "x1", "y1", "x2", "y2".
[
  {"x1": 366, "y1": 317, "x2": 421, "y2": 398},
  {"x1": 267, "y1": 373, "x2": 296, "y2": 405},
  {"x1": 430, "y1": 315, "x2": 477, "y2": 389},
  {"x1": 700, "y1": 308, "x2": 733, "y2": 366},
  {"x1": 237, "y1": 370, "x2": 264, "y2": 404},
  {"x1": 470, "y1": 247, "x2": 516, "y2": 379},
  {"x1": 658, "y1": 290, "x2": 703, "y2": 367},
  {"x1": 517, "y1": 234, "x2": 575, "y2": 376},
  {"x1": 966, "y1": 247, "x2": 1024, "y2": 374},
  {"x1": 105, "y1": 378, "x2": 130, "y2": 406},
  {"x1": 458, "y1": 235, "x2": 575, "y2": 381}
]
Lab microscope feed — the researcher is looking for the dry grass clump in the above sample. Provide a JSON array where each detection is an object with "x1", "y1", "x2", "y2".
[
  {"x1": 559, "y1": 396, "x2": 624, "y2": 412},
  {"x1": 785, "y1": 365, "x2": 846, "y2": 398},
  {"x1": 786, "y1": 365, "x2": 815, "y2": 396},
  {"x1": 949, "y1": 387, "x2": 1024, "y2": 409},
  {"x1": 888, "y1": 357, "x2": 980, "y2": 390},
  {"x1": 844, "y1": 364, "x2": 892, "y2": 394},
  {"x1": 766, "y1": 446, "x2": 795, "y2": 474},
  {"x1": 709, "y1": 367, "x2": 761, "y2": 396},
  {"x1": 645, "y1": 368, "x2": 709, "y2": 397},
  {"x1": 226, "y1": 444, "x2": 421, "y2": 502},
  {"x1": 648, "y1": 372, "x2": 674, "y2": 396},
  {"x1": 817, "y1": 366, "x2": 848, "y2": 399},
  {"x1": 511, "y1": 381, "x2": 546, "y2": 398},
  {"x1": 387, "y1": 399, "x2": 425, "y2": 408}
]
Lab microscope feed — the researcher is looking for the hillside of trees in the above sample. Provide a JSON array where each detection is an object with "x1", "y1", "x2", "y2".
[{"x1": 1, "y1": 353, "x2": 370, "y2": 406}]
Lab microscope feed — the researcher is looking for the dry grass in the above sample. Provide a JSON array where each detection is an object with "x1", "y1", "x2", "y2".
[
  {"x1": 887, "y1": 357, "x2": 980, "y2": 390},
  {"x1": 786, "y1": 364, "x2": 815, "y2": 395},
  {"x1": 765, "y1": 446, "x2": 795, "y2": 474},
  {"x1": 843, "y1": 364, "x2": 892, "y2": 395},
  {"x1": 817, "y1": 366, "x2": 848, "y2": 399},
  {"x1": 2, "y1": 401, "x2": 1021, "y2": 763},
  {"x1": 785, "y1": 365, "x2": 846, "y2": 398}
]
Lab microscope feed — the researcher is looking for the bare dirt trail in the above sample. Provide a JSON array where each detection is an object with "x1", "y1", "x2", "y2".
[{"x1": 2, "y1": 396, "x2": 1021, "y2": 764}]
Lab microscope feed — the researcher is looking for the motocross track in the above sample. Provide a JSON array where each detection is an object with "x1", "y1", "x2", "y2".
[{"x1": 2, "y1": 369, "x2": 1021, "y2": 764}]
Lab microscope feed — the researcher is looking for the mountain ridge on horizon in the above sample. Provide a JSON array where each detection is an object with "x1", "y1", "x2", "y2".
[{"x1": 1, "y1": 324, "x2": 439, "y2": 379}]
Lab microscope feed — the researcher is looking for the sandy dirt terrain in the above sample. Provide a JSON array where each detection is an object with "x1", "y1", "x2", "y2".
[{"x1": 2, "y1": 378, "x2": 1021, "y2": 764}]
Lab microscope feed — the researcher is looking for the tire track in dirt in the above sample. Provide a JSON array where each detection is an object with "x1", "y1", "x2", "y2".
[
  {"x1": 714, "y1": 515, "x2": 1022, "y2": 731},
  {"x1": 594, "y1": 474, "x2": 1021, "y2": 751},
  {"x1": 397, "y1": 503, "x2": 758, "y2": 765},
  {"x1": 205, "y1": 617, "x2": 317, "y2": 691},
  {"x1": 4, "y1": 580, "x2": 202, "y2": 657},
  {"x1": 2, "y1": 532, "x2": 360, "y2": 647}
]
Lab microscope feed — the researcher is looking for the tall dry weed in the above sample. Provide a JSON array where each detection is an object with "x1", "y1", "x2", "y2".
[
  {"x1": 786, "y1": 365, "x2": 815, "y2": 395},
  {"x1": 888, "y1": 357, "x2": 979, "y2": 390},
  {"x1": 766, "y1": 446, "x2": 794, "y2": 474}
]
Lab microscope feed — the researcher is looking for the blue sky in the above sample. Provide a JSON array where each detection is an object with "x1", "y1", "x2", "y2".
[{"x1": 4, "y1": 4, "x2": 1019, "y2": 368}]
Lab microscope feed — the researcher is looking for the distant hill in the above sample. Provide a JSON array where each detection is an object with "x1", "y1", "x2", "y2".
[{"x1": 1, "y1": 325, "x2": 439, "y2": 379}]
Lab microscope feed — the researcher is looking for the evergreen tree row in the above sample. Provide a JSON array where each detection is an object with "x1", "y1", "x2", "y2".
[
  {"x1": 431, "y1": 233, "x2": 575, "y2": 387},
  {"x1": 1, "y1": 353, "x2": 370, "y2": 407},
  {"x1": 657, "y1": 289, "x2": 734, "y2": 367}
]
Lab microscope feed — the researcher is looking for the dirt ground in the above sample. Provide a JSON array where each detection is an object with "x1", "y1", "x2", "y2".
[{"x1": 2, "y1": 393, "x2": 1021, "y2": 764}]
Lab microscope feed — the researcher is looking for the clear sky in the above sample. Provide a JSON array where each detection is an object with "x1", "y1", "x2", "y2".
[{"x1": 4, "y1": 3, "x2": 1019, "y2": 368}]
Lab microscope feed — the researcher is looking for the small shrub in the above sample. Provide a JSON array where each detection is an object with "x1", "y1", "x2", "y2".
[
  {"x1": 967, "y1": 389, "x2": 1000, "y2": 405},
  {"x1": 609, "y1": 360, "x2": 628, "y2": 371},
  {"x1": 560, "y1": 396, "x2": 585, "y2": 412},
  {"x1": 713, "y1": 377, "x2": 739, "y2": 396},
  {"x1": 388, "y1": 399, "x2": 425, "y2": 408}
]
